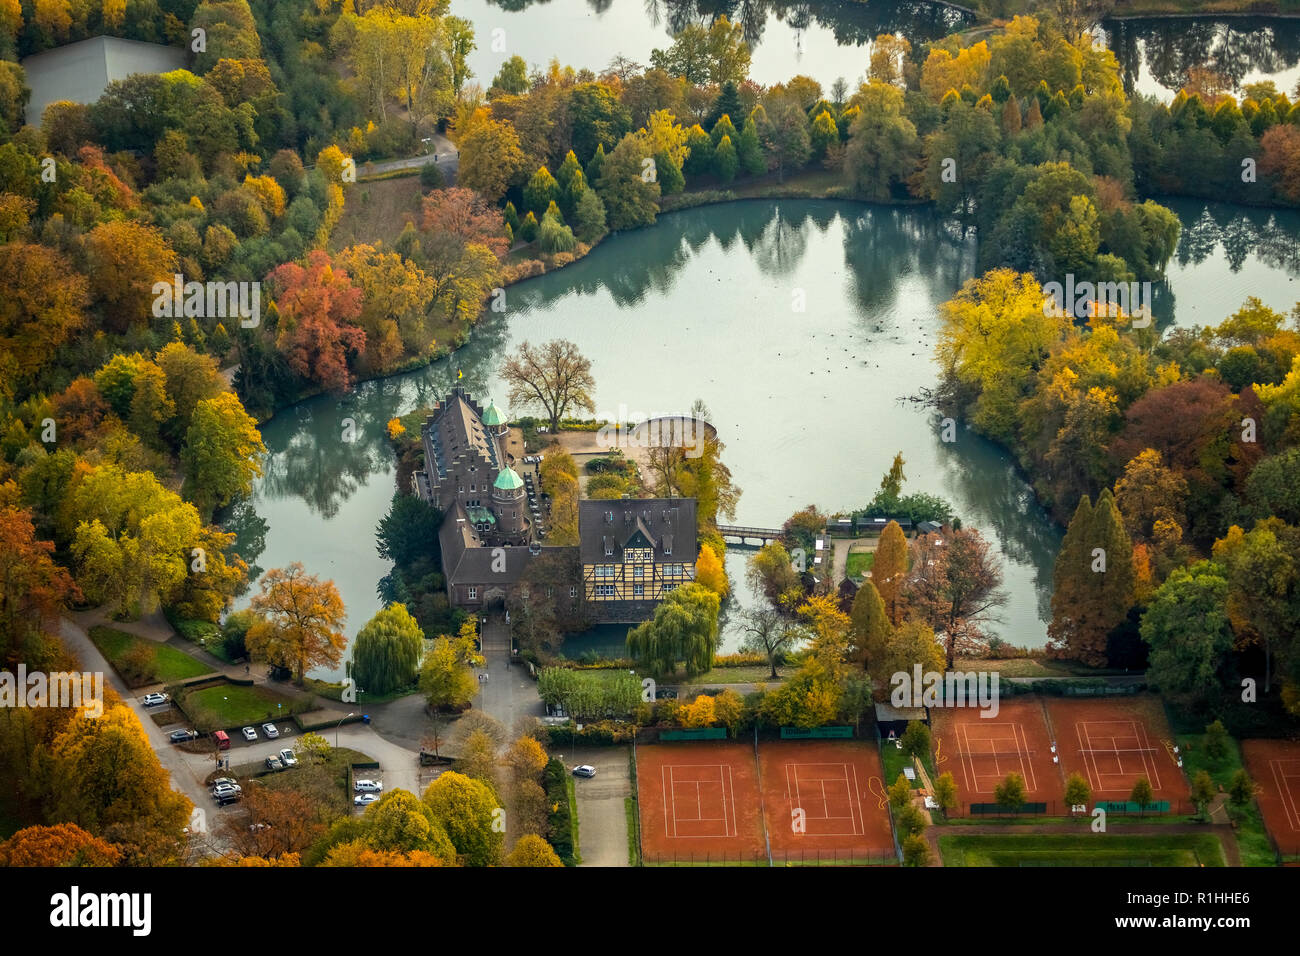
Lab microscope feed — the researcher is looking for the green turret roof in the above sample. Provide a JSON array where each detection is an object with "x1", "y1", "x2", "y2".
[
  {"x1": 493, "y1": 467, "x2": 524, "y2": 491},
  {"x1": 482, "y1": 400, "x2": 505, "y2": 427}
]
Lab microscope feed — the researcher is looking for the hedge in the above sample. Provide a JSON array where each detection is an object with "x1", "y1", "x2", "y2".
[{"x1": 544, "y1": 758, "x2": 578, "y2": 866}]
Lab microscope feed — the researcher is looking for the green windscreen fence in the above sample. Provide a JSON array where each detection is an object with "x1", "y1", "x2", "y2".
[
  {"x1": 970, "y1": 802, "x2": 1048, "y2": 815},
  {"x1": 1095, "y1": 800, "x2": 1171, "y2": 814},
  {"x1": 780, "y1": 726, "x2": 854, "y2": 739},
  {"x1": 661, "y1": 728, "x2": 727, "y2": 741}
]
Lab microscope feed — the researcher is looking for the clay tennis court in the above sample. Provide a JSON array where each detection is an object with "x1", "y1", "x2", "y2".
[
  {"x1": 930, "y1": 697, "x2": 1062, "y2": 807},
  {"x1": 1045, "y1": 695, "x2": 1188, "y2": 801},
  {"x1": 636, "y1": 741, "x2": 766, "y2": 863},
  {"x1": 1242, "y1": 739, "x2": 1300, "y2": 856},
  {"x1": 759, "y1": 740, "x2": 894, "y2": 861}
]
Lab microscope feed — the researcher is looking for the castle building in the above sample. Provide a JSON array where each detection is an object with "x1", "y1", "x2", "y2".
[{"x1": 412, "y1": 390, "x2": 699, "y2": 621}]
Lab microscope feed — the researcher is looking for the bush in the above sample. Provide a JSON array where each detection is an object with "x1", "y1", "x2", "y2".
[{"x1": 420, "y1": 162, "x2": 445, "y2": 190}]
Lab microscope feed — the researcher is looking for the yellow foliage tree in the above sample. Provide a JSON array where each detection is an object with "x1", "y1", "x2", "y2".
[
  {"x1": 680, "y1": 693, "x2": 717, "y2": 728},
  {"x1": 694, "y1": 542, "x2": 729, "y2": 598}
]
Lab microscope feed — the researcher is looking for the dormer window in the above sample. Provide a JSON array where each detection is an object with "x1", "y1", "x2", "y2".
[{"x1": 664, "y1": 542, "x2": 672, "y2": 556}]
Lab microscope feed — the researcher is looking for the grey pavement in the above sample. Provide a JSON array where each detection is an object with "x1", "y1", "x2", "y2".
[
  {"x1": 563, "y1": 746, "x2": 632, "y2": 867},
  {"x1": 476, "y1": 612, "x2": 545, "y2": 731}
]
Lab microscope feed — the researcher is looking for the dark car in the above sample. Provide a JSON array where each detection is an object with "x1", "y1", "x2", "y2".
[{"x1": 169, "y1": 729, "x2": 199, "y2": 743}]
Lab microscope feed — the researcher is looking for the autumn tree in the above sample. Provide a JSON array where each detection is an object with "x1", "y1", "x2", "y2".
[
  {"x1": 246, "y1": 563, "x2": 348, "y2": 683},
  {"x1": 182, "y1": 392, "x2": 266, "y2": 520},
  {"x1": 596, "y1": 131, "x2": 661, "y2": 230},
  {"x1": 1113, "y1": 448, "x2": 1189, "y2": 543},
  {"x1": 694, "y1": 542, "x2": 728, "y2": 597},
  {"x1": 500, "y1": 339, "x2": 596, "y2": 433},
  {"x1": 1049, "y1": 491, "x2": 1135, "y2": 666},
  {"x1": 82, "y1": 220, "x2": 178, "y2": 333},
  {"x1": 266, "y1": 250, "x2": 366, "y2": 392},
  {"x1": 505, "y1": 833, "x2": 562, "y2": 866},
  {"x1": 455, "y1": 110, "x2": 525, "y2": 202},
  {"x1": 422, "y1": 771, "x2": 504, "y2": 866},
  {"x1": 848, "y1": 578, "x2": 892, "y2": 674},
  {"x1": 0, "y1": 823, "x2": 121, "y2": 867},
  {"x1": 352, "y1": 603, "x2": 424, "y2": 695},
  {"x1": 843, "y1": 82, "x2": 919, "y2": 201},
  {"x1": 0, "y1": 506, "x2": 80, "y2": 666},
  {"x1": 873, "y1": 520, "x2": 909, "y2": 626},
  {"x1": 0, "y1": 243, "x2": 87, "y2": 399},
  {"x1": 419, "y1": 633, "x2": 480, "y2": 710},
  {"x1": 420, "y1": 186, "x2": 509, "y2": 257},
  {"x1": 745, "y1": 541, "x2": 802, "y2": 610},
  {"x1": 904, "y1": 527, "x2": 1006, "y2": 666},
  {"x1": 46, "y1": 701, "x2": 193, "y2": 864}
]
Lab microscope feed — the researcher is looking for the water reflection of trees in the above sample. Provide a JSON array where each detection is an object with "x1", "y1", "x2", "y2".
[
  {"x1": 935, "y1": 423, "x2": 1061, "y2": 625},
  {"x1": 1171, "y1": 200, "x2": 1300, "y2": 277},
  {"x1": 487, "y1": 0, "x2": 970, "y2": 48},
  {"x1": 1104, "y1": 17, "x2": 1300, "y2": 94}
]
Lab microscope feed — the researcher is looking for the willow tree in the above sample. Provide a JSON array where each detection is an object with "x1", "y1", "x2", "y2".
[
  {"x1": 626, "y1": 582, "x2": 720, "y2": 676},
  {"x1": 352, "y1": 603, "x2": 424, "y2": 695}
]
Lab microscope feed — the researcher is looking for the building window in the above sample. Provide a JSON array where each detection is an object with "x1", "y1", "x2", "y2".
[
  {"x1": 664, "y1": 542, "x2": 672, "y2": 555},
  {"x1": 633, "y1": 565, "x2": 644, "y2": 579},
  {"x1": 467, "y1": 587, "x2": 477, "y2": 600},
  {"x1": 569, "y1": 586, "x2": 577, "y2": 598},
  {"x1": 470, "y1": 484, "x2": 476, "y2": 492},
  {"x1": 663, "y1": 584, "x2": 676, "y2": 593},
  {"x1": 595, "y1": 584, "x2": 615, "y2": 598},
  {"x1": 633, "y1": 584, "x2": 645, "y2": 598},
  {"x1": 605, "y1": 543, "x2": 613, "y2": 556}
]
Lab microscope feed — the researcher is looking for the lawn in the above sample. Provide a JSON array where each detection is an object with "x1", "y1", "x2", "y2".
[
  {"x1": 685, "y1": 665, "x2": 787, "y2": 685},
  {"x1": 1178, "y1": 732, "x2": 1276, "y2": 867},
  {"x1": 626, "y1": 796, "x2": 640, "y2": 866},
  {"x1": 254, "y1": 746, "x2": 376, "y2": 819},
  {"x1": 567, "y1": 774, "x2": 582, "y2": 865},
  {"x1": 939, "y1": 833, "x2": 1226, "y2": 867},
  {"x1": 90, "y1": 626, "x2": 211, "y2": 686},
  {"x1": 881, "y1": 741, "x2": 936, "y2": 793},
  {"x1": 181, "y1": 683, "x2": 307, "y2": 728},
  {"x1": 845, "y1": 551, "x2": 875, "y2": 581}
]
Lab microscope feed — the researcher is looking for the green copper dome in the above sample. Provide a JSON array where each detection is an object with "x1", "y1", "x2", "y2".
[
  {"x1": 482, "y1": 400, "x2": 505, "y2": 427},
  {"x1": 493, "y1": 467, "x2": 524, "y2": 491}
]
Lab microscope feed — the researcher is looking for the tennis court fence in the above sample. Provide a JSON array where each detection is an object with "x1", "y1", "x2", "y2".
[
  {"x1": 644, "y1": 848, "x2": 898, "y2": 866},
  {"x1": 948, "y1": 799, "x2": 1197, "y2": 818}
]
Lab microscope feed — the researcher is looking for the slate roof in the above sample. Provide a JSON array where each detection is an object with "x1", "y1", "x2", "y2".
[{"x1": 578, "y1": 498, "x2": 697, "y2": 564}]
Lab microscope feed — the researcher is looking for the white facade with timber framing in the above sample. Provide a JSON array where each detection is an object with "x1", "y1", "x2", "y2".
[{"x1": 579, "y1": 498, "x2": 697, "y2": 622}]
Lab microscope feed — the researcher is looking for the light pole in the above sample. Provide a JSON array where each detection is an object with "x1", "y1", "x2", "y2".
[{"x1": 335, "y1": 712, "x2": 355, "y2": 749}]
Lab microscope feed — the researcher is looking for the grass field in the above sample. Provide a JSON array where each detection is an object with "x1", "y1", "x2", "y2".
[
  {"x1": 1177, "y1": 733, "x2": 1275, "y2": 866},
  {"x1": 881, "y1": 741, "x2": 935, "y2": 793},
  {"x1": 845, "y1": 551, "x2": 875, "y2": 581},
  {"x1": 254, "y1": 746, "x2": 375, "y2": 817},
  {"x1": 940, "y1": 833, "x2": 1226, "y2": 867},
  {"x1": 181, "y1": 683, "x2": 307, "y2": 728},
  {"x1": 90, "y1": 626, "x2": 211, "y2": 685}
]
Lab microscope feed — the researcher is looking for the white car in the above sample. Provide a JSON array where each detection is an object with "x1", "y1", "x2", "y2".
[
  {"x1": 241, "y1": 726, "x2": 258, "y2": 742},
  {"x1": 572, "y1": 765, "x2": 597, "y2": 778},
  {"x1": 277, "y1": 748, "x2": 297, "y2": 768},
  {"x1": 354, "y1": 793, "x2": 380, "y2": 806},
  {"x1": 141, "y1": 692, "x2": 169, "y2": 707},
  {"x1": 262, "y1": 723, "x2": 280, "y2": 739},
  {"x1": 354, "y1": 779, "x2": 383, "y2": 793}
]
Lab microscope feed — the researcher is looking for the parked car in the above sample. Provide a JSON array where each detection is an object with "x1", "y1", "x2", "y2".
[
  {"x1": 354, "y1": 793, "x2": 380, "y2": 806},
  {"x1": 241, "y1": 726, "x2": 258, "y2": 742},
  {"x1": 354, "y1": 779, "x2": 383, "y2": 793},
  {"x1": 277, "y1": 748, "x2": 297, "y2": 768},
  {"x1": 211, "y1": 782, "x2": 242, "y2": 797},
  {"x1": 572, "y1": 765, "x2": 597, "y2": 778},
  {"x1": 212, "y1": 784, "x2": 241, "y2": 804},
  {"x1": 262, "y1": 723, "x2": 280, "y2": 739},
  {"x1": 210, "y1": 777, "x2": 238, "y2": 789},
  {"x1": 141, "y1": 692, "x2": 169, "y2": 706},
  {"x1": 264, "y1": 755, "x2": 284, "y2": 772},
  {"x1": 169, "y1": 729, "x2": 198, "y2": 743}
]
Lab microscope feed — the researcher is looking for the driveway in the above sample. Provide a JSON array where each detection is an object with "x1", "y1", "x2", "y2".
[
  {"x1": 563, "y1": 746, "x2": 632, "y2": 867},
  {"x1": 476, "y1": 613, "x2": 546, "y2": 732}
]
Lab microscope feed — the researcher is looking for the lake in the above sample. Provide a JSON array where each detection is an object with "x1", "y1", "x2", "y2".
[{"x1": 225, "y1": 196, "x2": 1300, "y2": 677}]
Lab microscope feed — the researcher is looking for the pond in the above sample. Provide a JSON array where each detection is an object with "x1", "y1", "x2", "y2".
[{"x1": 225, "y1": 197, "x2": 1300, "y2": 677}]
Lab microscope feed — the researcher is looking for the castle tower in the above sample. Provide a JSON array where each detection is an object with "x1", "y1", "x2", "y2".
[
  {"x1": 492, "y1": 466, "x2": 527, "y2": 537},
  {"x1": 482, "y1": 399, "x2": 508, "y2": 438}
]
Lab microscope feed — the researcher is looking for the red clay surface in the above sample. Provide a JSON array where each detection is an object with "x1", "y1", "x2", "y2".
[
  {"x1": 1242, "y1": 738, "x2": 1300, "y2": 856},
  {"x1": 1045, "y1": 695, "x2": 1189, "y2": 801},
  {"x1": 930, "y1": 696, "x2": 1063, "y2": 808},
  {"x1": 636, "y1": 741, "x2": 766, "y2": 864},
  {"x1": 758, "y1": 740, "x2": 894, "y2": 862}
]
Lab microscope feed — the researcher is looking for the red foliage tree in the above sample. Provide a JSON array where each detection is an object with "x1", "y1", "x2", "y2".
[
  {"x1": 0, "y1": 506, "x2": 81, "y2": 666},
  {"x1": 266, "y1": 251, "x2": 366, "y2": 392},
  {"x1": 420, "y1": 186, "x2": 509, "y2": 257}
]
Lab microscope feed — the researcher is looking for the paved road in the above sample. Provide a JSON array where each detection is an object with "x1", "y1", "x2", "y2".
[
  {"x1": 563, "y1": 746, "x2": 632, "y2": 867},
  {"x1": 356, "y1": 131, "x2": 459, "y2": 181},
  {"x1": 476, "y1": 613, "x2": 545, "y2": 732}
]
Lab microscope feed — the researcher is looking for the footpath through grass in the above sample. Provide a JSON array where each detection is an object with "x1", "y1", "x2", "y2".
[
  {"x1": 1178, "y1": 732, "x2": 1276, "y2": 866},
  {"x1": 940, "y1": 833, "x2": 1226, "y2": 867}
]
